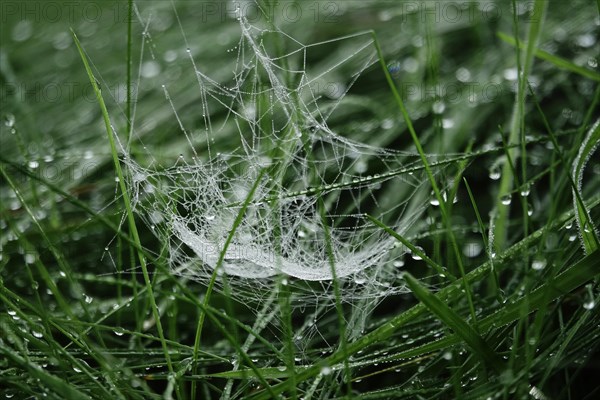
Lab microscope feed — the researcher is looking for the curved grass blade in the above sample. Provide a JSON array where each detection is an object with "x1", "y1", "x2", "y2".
[
  {"x1": 497, "y1": 31, "x2": 600, "y2": 82},
  {"x1": 365, "y1": 214, "x2": 457, "y2": 281},
  {"x1": 401, "y1": 272, "x2": 505, "y2": 373},
  {"x1": 494, "y1": 0, "x2": 548, "y2": 251},
  {"x1": 572, "y1": 118, "x2": 600, "y2": 254},
  {"x1": 70, "y1": 28, "x2": 180, "y2": 399}
]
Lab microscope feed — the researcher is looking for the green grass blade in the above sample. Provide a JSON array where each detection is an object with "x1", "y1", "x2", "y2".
[
  {"x1": 401, "y1": 272, "x2": 505, "y2": 373},
  {"x1": 365, "y1": 214, "x2": 457, "y2": 281},
  {"x1": 572, "y1": 118, "x2": 600, "y2": 253},
  {"x1": 494, "y1": 0, "x2": 548, "y2": 251},
  {"x1": 70, "y1": 28, "x2": 180, "y2": 398},
  {"x1": 479, "y1": 249, "x2": 600, "y2": 329},
  {"x1": 497, "y1": 31, "x2": 600, "y2": 82},
  {"x1": 191, "y1": 168, "x2": 269, "y2": 393},
  {"x1": 319, "y1": 196, "x2": 352, "y2": 397},
  {"x1": 371, "y1": 29, "x2": 478, "y2": 328}
]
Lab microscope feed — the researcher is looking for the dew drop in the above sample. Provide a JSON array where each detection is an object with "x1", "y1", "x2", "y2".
[
  {"x1": 354, "y1": 276, "x2": 366, "y2": 285},
  {"x1": 455, "y1": 67, "x2": 471, "y2": 82},
  {"x1": 583, "y1": 300, "x2": 595, "y2": 310},
  {"x1": 387, "y1": 61, "x2": 401, "y2": 76},
  {"x1": 489, "y1": 165, "x2": 501, "y2": 180},
  {"x1": 462, "y1": 241, "x2": 483, "y2": 258},
  {"x1": 4, "y1": 113, "x2": 16, "y2": 127},
  {"x1": 354, "y1": 160, "x2": 368, "y2": 174},
  {"x1": 442, "y1": 118, "x2": 455, "y2": 129},
  {"x1": 411, "y1": 246, "x2": 424, "y2": 260},
  {"x1": 381, "y1": 118, "x2": 394, "y2": 129},
  {"x1": 565, "y1": 221, "x2": 573, "y2": 229},
  {"x1": 576, "y1": 33, "x2": 596, "y2": 48},
  {"x1": 520, "y1": 184, "x2": 531, "y2": 197},
  {"x1": 432, "y1": 100, "x2": 446, "y2": 114},
  {"x1": 503, "y1": 67, "x2": 518, "y2": 81},
  {"x1": 501, "y1": 195, "x2": 512, "y2": 205},
  {"x1": 531, "y1": 257, "x2": 547, "y2": 271},
  {"x1": 320, "y1": 366, "x2": 332, "y2": 375}
]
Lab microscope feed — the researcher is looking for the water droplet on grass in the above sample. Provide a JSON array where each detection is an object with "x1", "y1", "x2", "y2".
[
  {"x1": 354, "y1": 276, "x2": 366, "y2": 284},
  {"x1": 456, "y1": 67, "x2": 471, "y2": 82},
  {"x1": 4, "y1": 113, "x2": 15, "y2": 127},
  {"x1": 462, "y1": 241, "x2": 483, "y2": 258},
  {"x1": 432, "y1": 101, "x2": 445, "y2": 114},
  {"x1": 531, "y1": 257, "x2": 546, "y2": 270},
  {"x1": 489, "y1": 165, "x2": 501, "y2": 180},
  {"x1": 320, "y1": 366, "x2": 332, "y2": 375},
  {"x1": 583, "y1": 300, "x2": 595, "y2": 310},
  {"x1": 411, "y1": 246, "x2": 424, "y2": 260},
  {"x1": 503, "y1": 68, "x2": 518, "y2": 81},
  {"x1": 565, "y1": 221, "x2": 573, "y2": 229}
]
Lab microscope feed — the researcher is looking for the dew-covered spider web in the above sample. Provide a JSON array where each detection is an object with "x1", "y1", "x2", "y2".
[{"x1": 122, "y1": 7, "x2": 454, "y2": 307}]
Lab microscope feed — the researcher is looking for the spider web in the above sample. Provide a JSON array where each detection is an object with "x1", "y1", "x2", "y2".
[{"x1": 122, "y1": 7, "x2": 449, "y2": 306}]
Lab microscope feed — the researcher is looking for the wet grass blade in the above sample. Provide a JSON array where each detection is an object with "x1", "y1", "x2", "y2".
[
  {"x1": 401, "y1": 272, "x2": 505, "y2": 373},
  {"x1": 497, "y1": 32, "x2": 600, "y2": 82},
  {"x1": 70, "y1": 28, "x2": 180, "y2": 398},
  {"x1": 571, "y1": 119, "x2": 600, "y2": 253}
]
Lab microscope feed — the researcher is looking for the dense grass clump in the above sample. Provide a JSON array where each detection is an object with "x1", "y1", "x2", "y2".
[{"x1": 1, "y1": 1, "x2": 599, "y2": 399}]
